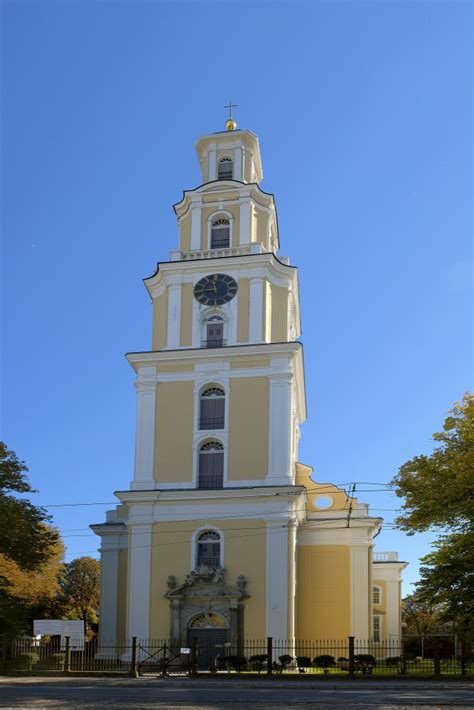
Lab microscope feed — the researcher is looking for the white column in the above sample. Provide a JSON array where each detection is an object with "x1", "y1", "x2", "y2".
[
  {"x1": 190, "y1": 203, "x2": 202, "y2": 250},
  {"x1": 234, "y1": 146, "x2": 243, "y2": 181},
  {"x1": 249, "y1": 277, "x2": 264, "y2": 342},
  {"x1": 167, "y1": 279, "x2": 182, "y2": 349},
  {"x1": 265, "y1": 520, "x2": 289, "y2": 639},
  {"x1": 208, "y1": 145, "x2": 217, "y2": 181},
  {"x1": 386, "y1": 579, "x2": 402, "y2": 641},
  {"x1": 127, "y1": 521, "x2": 153, "y2": 640},
  {"x1": 268, "y1": 368, "x2": 293, "y2": 485},
  {"x1": 239, "y1": 197, "x2": 251, "y2": 245},
  {"x1": 132, "y1": 367, "x2": 157, "y2": 491},
  {"x1": 287, "y1": 519, "x2": 297, "y2": 643},
  {"x1": 351, "y1": 545, "x2": 370, "y2": 639}
]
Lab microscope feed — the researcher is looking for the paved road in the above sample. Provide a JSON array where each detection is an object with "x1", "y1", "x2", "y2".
[{"x1": 0, "y1": 679, "x2": 473, "y2": 709}]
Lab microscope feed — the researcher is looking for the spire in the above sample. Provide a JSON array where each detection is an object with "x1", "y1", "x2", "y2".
[{"x1": 224, "y1": 100, "x2": 238, "y2": 131}]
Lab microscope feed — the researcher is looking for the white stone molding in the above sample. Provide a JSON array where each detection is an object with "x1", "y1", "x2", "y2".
[
  {"x1": 264, "y1": 281, "x2": 272, "y2": 343},
  {"x1": 166, "y1": 278, "x2": 182, "y2": 349},
  {"x1": 239, "y1": 197, "x2": 251, "y2": 245},
  {"x1": 234, "y1": 145, "x2": 243, "y2": 181},
  {"x1": 191, "y1": 524, "x2": 225, "y2": 569},
  {"x1": 287, "y1": 518, "x2": 297, "y2": 643},
  {"x1": 268, "y1": 362, "x2": 293, "y2": 485},
  {"x1": 98, "y1": 547, "x2": 119, "y2": 642},
  {"x1": 132, "y1": 367, "x2": 158, "y2": 490},
  {"x1": 351, "y1": 544, "x2": 370, "y2": 639},
  {"x1": 208, "y1": 144, "x2": 217, "y2": 181},
  {"x1": 249, "y1": 277, "x2": 264, "y2": 342},
  {"x1": 265, "y1": 520, "x2": 289, "y2": 638},
  {"x1": 127, "y1": 521, "x2": 153, "y2": 639},
  {"x1": 190, "y1": 200, "x2": 202, "y2": 250}
]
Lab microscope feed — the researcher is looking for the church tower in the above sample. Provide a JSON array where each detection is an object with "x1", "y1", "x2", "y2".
[{"x1": 92, "y1": 117, "x2": 405, "y2": 652}]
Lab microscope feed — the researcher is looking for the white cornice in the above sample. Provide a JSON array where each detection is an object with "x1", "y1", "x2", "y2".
[{"x1": 174, "y1": 182, "x2": 273, "y2": 217}]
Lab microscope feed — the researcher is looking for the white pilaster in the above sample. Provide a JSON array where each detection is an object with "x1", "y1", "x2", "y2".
[
  {"x1": 132, "y1": 367, "x2": 157, "y2": 490},
  {"x1": 265, "y1": 520, "x2": 289, "y2": 639},
  {"x1": 167, "y1": 279, "x2": 182, "y2": 349},
  {"x1": 208, "y1": 145, "x2": 217, "y2": 181},
  {"x1": 239, "y1": 198, "x2": 251, "y2": 245},
  {"x1": 287, "y1": 519, "x2": 297, "y2": 642},
  {"x1": 351, "y1": 545, "x2": 370, "y2": 638},
  {"x1": 127, "y1": 519, "x2": 153, "y2": 640},
  {"x1": 268, "y1": 363, "x2": 293, "y2": 485},
  {"x1": 95, "y1": 533, "x2": 123, "y2": 645},
  {"x1": 190, "y1": 202, "x2": 202, "y2": 250},
  {"x1": 249, "y1": 277, "x2": 264, "y2": 342},
  {"x1": 234, "y1": 146, "x2": 243, "y2": 181}
]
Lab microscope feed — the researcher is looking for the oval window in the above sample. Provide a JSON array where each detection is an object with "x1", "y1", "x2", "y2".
[{"x1": 313, "y1": 495, "x2": 334, "y2": 510}]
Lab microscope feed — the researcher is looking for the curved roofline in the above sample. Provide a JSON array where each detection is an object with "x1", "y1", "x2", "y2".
[{"x1": 173, "y1": 180, "x2": 276, "y2": 214}]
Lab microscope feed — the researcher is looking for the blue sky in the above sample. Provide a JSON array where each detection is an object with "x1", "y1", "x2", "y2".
[{"x1": 2, "y1": 0, "x2": 472, "y2": 595}]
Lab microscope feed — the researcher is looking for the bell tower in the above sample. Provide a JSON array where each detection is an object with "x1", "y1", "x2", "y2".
[{"x1": 92, "y1": 114, "x2": 400, "y2": 652}]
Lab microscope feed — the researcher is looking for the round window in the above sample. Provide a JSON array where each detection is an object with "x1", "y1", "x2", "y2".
[{"x1": 313, "y1": 495, "x2": 334, "y2": 510}]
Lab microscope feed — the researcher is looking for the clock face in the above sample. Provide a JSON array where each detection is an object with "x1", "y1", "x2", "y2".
[{"x1": 193, "y1": 273, "x2": 238, "y2": 306}]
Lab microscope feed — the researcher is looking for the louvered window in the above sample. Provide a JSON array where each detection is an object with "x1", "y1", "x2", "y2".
[
  {"x1": 211, "y1": 218, "x2": 230, "y2": 249},
  {"x1": 217, "y1": 157, "x2": 233, "y2": 180},
  {"x1": 198, "y1": 441, "x2": 224, "y2": 489},
  {"x1": 199, "y1": 387, "x2": 225, "y2": 430}
]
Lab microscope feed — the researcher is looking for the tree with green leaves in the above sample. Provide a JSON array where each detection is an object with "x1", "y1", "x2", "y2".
[
  {"x1": 0, "y1": 442, "x2": 62, "y2": 633},
  {"x1": 60, "y1": 557, "x2": 100, "y2": 636},
  {"x1": 391, "y1": 394, "x2": 474, "y2": 639}
]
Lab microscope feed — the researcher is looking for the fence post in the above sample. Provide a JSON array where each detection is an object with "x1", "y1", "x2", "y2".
[
  {"x1": 1, "y1": 634, "x2": 7, "y2": 675},
  {"x1": 266, "y1": 637, "x2": 273, "y2": 676},
  {"x1": 190, "y1": 636, "x2": 197, "y2": 676},
  {"x1": 348, "y1": 636, "x2": 355, "y2": 677},
  {"x1": 64, "y1": 636, "x2": 71, "y2": 676},
  {"x1": 433, "y1": 636, "x2": 441, "y2": 678},
  {"x1": 130, "y1": 637, "x2": 138, "y2": 678}
]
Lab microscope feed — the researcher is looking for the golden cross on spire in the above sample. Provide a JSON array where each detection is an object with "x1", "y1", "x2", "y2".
[{"x1": 224, "y1": 100, "x2": 238, "y2": 131}]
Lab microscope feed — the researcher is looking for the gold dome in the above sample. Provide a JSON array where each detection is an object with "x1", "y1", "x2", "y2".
[{"x1": 225, "y1": 118, "x2": 237, "y2": 131}]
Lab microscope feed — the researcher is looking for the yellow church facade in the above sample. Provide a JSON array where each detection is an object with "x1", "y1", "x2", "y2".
[{"x1": 92, "y1": 123, "x2": 406, "y2": 649}]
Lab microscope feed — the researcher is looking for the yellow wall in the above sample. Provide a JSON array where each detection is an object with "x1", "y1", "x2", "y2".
[
  {"x1": 149, "y1": 518, "x2": 267, "y2": 638},
  {"x1": 152, "y1": 290, "x2": 168, "y2": 351},
  {"x1": 154, "y1": 381, "x2": 194, "y2": 482},
  {"x1": 180, "y1": 283, "x2": 193, "y2": 346},
  {"x1": 270, "y1": 285, "x2": 288, "y2": 342},
  {"x1": 228, "y1": 377, "x2": 269, "y2": 480},
  {"x1": 179, "y1": 214, "x2": 191, "y2": 252},
  {"x1": 237, "y1": 279, "x2": 250, "y2": 342},
  {"x1": 296, "y1": 545, "x2": 351, "y2": 640},
  {"x1": 116, "y1": 548, "x2": 128, "y2": 641}
]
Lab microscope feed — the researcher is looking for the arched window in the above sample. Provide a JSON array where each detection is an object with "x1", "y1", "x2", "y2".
[
  {"x1": 210, "y1": 218, "x2": 230, "y2": 249},
  {"x1": 217, "y1": 157, "x2": 233, "y2": 180},
  {"x1": 198, "y1": 441, "x2": 224, "y2": 489},
  {"x1": 196, "y1": 530, "x2": 221, "y2": 567},
  {"x1": 199, "y1": 387, "x2": 225, "y2": 430}
]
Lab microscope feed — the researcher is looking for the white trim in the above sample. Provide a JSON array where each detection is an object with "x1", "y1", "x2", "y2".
[
  {"x1": 166, "y1": 281, "x2": 182, "y2": 349},
  {"x1": 240, "y1": 197, "x2": 251, "y2": 245},
  {"x1": 265, "y1": 521, "x2": 289, "y2": 638},
  {"x1": 191, "y1": 525, "x2": 224, "y2": 569},
  {"x1": 190, "y1": 202, "x2": 202, "y2": 250},
  {"x1": 127, "y1": 522, "x2": 152, "y2": 638},
  {"x1": 249, "y1": 277, "x2": 264, "y2": 342},
  {"x1": 132, "y1": 367, "x2": 158, "y2": 488},
  {"x1": 234, "y1": 145, "x2": 243, "y2": 181},
  {"x1": 208, "y1": 146, "x2": 217, "y2": 181}
]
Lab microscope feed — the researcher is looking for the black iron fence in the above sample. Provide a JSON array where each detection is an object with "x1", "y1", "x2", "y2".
[{"x1": 1, "y1": 635, "x2": 472, "y2": 677}]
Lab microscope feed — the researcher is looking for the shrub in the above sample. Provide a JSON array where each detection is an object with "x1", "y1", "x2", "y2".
[
  {"x1": 354, "y1": 654, "x2": 376, "y2": 674},
  {"x1": 337, "y1": 656, "x2": 350, "y2": 671},
  {"x1": 385, "y1": 656, "x2": 406, "y2": 674},
  {"x1": 278, "y1": 654, "x2": 293, "y2": 672},
  {"x1": 249, "y1": 654, "x2": 267, "y2": 673},
  {"x1": 313, "y1": 655, "x2": 336, "y2": 673},
  {"x1": 221, "y1": 655, "x2": 247, "y2": 672},
  {"x1": 36, "y1": 652, "x2": 65, "y2": 670},
  {"x1": 9, "y1": 652, "x2": 40, "y2": 670},
  {"x1": 296, "y1": 655, "x2": 312, "y2": 672}
]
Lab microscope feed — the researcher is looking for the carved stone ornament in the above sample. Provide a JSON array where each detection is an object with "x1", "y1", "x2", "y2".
[
  {"x1": 166, "y1": 575, "x2": 177, "y2": 590},
  {"x1": 165, "y1": 565, "x2": 248, "y2": 601},
  {"x1": 236, "y1": 574, "x2": 247, "y2": 590}
]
